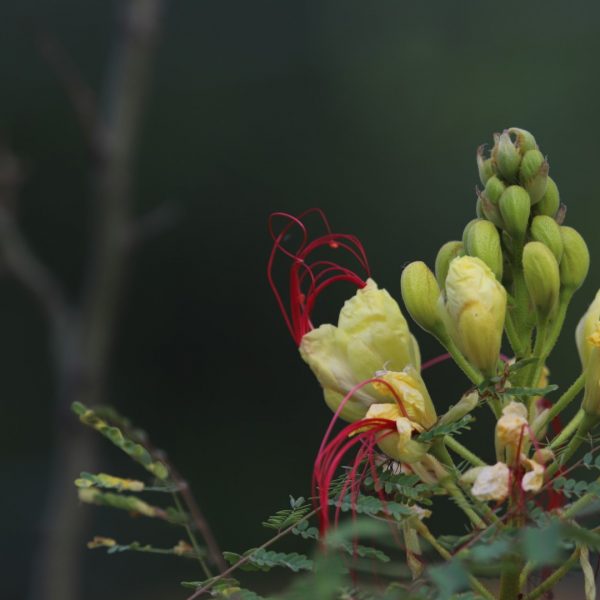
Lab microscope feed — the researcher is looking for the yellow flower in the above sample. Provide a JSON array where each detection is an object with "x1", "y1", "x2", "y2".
[
  {"x1": 495, "y1": 401, "x2": 528, "y2": 453},
  {"x1": 300, "y1": 279, "x2": 421, "y2": 421},
  {"x1": 582, "y1": 323, "x2": 600, "y2": 418},
  {"x1": 521, "y1": 457, "x2": 545, "y2": 492},
  {"x1": 363, "y1": 403, "x2": 429, "y2": 464},
  {"x1": 441, "y1": 256, "x2": 506, "y2": 376},
  {"x1": 576, "y1": 290, "x2": 600, "y2": 369}
]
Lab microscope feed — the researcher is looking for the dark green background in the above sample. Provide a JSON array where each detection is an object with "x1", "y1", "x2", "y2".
[{"x1": 1, "y1": 1, "x2": 599, "y2": 598}]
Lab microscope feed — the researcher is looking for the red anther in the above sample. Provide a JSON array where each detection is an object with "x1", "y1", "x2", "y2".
[{"x1": 268, "y1": 209, "x2": 370, "y2": 346}]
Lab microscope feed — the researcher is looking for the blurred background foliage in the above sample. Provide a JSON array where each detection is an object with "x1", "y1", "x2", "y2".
[{"x1": 2, "y1": 1, "x2": 600, "y2": 598}]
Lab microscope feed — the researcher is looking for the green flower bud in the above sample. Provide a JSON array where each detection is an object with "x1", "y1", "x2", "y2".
[
  {"x1": 530, "y1": 215, "x2": 564, "y2": 262},
  {"x1": 535, "y1": 176, "x2": 560, "y2": 218},
  {"x1": 435, "y1": 241, "x2": 463, "y2": 289},
  {"x1": 576, "y1": 290, "x2": 600, "y2": 369},
  {"x1": 477, "y1": 144, "x2": 494, "y2": 185},
  {"x1": 519, "y1": 149, "x2": 549, "y2": 204},
  {"x1": 464, "y1": 219, "x2": 503, "y2": 281},
  {"x1": 438, "y1": 390, "x2": 479, "y2": 426},
  {"x1": 492, "y1": 131, "x2": 521, "y2": 181},
  {"x1": 499, "y1": 185, "x2": 531, "y2": 241},
  {"x1": 477, "y1": 192, "x2": 505, "y2": 228},
  {"x1": 462, "y1": 218, "x2": 480, "y2": 247},
  {"x1": 442, "y1": 256, "x2": 507, "y2": 376},
  {"x1": 522, "y1": 241, "x2": 560, "y2": 321},
  {"x1": 484, "y1": 175, "x2": 506, "y2": 205},
  {"x1": 401, "y1": 261, "x2": 446, "y2": 338},
  {"x1": 508, "y1": 127, "x2": 538, "y2": 155},
  {"x1": 559, "y1": 226, "x2": 590, "y2": 291}
]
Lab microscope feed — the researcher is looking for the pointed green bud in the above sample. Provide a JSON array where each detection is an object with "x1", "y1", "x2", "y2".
[
  {"x1": 438, "y1": 390, "x2": 479, "y2": 426},
  {"x1": 535, "y1": 176, "x2": 560, "y2": 217},
  {"x1": 401, "y1": 261, "x2": 446, "y2": 339},
  {"x1": 477, "y1": 144, "x2": 494, "y2": 185},
  {"x1": 484, "y1": 175, "x2": 506, "y2": 205},
  {"x1": 499, "y1": 185, "x2": 531, "y2": 241},
  {"x1": 464, "y1": 219, "x2": 503, "y2": 281},
  {"x1": 530, "y1": 215, "x2": 563, "y2": 262},
  {"x1": 493, "y1": 131, "x2": 521, "y2": 181},
  {"x1": 508, "y1": 127, "x2": 538, "y2": 155},
  {"x1": 435, "y1": 241, "x2": 463, "y2": 289},
  {"x1": 477, "y1": 191, "x2": 505, "y2": 228},
  {"x1": 519, "y1": 149, "x2": 549, "y2": 204},
  {"x1": 559, "y1": 226, "x2": 590, "y2": 291},
  {"x1": 462, "y1": 218, "x2": 481, "y2": 247},
  {"x1": 522, "y1": 241, "x2": 560, "y2": 321}
]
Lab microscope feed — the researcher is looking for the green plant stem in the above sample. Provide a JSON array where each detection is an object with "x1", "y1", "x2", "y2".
[
  {"x1": 441, "y1": 479, "x2": 487, "y2": 529},
  {"x1": 550, "y1": 409, "x2": 584, "y2": 450},
  {"x1": 444, "y1": 436, "x2": 487, "y2": 467},
  {"x1": 505, "y1": 311, "x2": 529, "y2": 359},
  {"x1": 414, "y1": 521, "x2": 496, "y2": 600},
  {"x1": 499, "y1": 560, "x2": 522, "y2": 600},
  {"x1": 443, "y1": 338, "x2": 484, "y2": 386},
  {"x1": 535, "y1": 374, "x2": 585, "y2": 438},
  {"x1": 547, "y1": 413, "x2": 599, "y2": 478},
  {"x1": 521, "y1": 548, "x2": 580, "y2": 600},
  {"x1": 541, "y1": 290, "x2": 573, "y2": 358},
  {"x1": 186, "y1": 509, "x2": 318, "y2": 600},
  {"x1": 173, "y1": 493, "x2": 212, "y2": 580}
]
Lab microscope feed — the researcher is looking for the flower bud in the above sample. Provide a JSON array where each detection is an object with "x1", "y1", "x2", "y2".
[
  {"x1": 462, "y1": 218, "x2": 480, "y2": 247},
  {"x1": 496, "y1": 401, "x2": 528, "y2": 455},
  {"x1": 464, "y1": 219, "x2": 503, "y2": 281},
  {"x1": 477, "y1": 192, "x2": 505, "y2": 229},
  {"x1": 522, "y1": 241, "x2": 560, "y2": 321},
  {"x1": 492, "y1": 131, "x2": 521, "y2": 181},
  {"x1": 535, "y1": 176, "x2": 560, "y2": 218},
  {"x1": 442, "y1": 256, "x2": 507, "y2": 376},
  {"x1": 499, "y1": 185, "x2": 531, "y2": 241},
  {"x1": 434, "y1": 241, "x2": 463, "y2": 289},
  {"x1": 582, "y1": 324, "x2": 600, "y2": 418},
  {"x1": 401, "y1": 261, "x2": 446, "y2": 338},
  {"x1": 559, "y1": 226, "x2": 590, "y2": 291},
  {"x1": 477, "y1": 144, "x2": 494, "y2": 185},
  {"x1": 484, "y1": 175, "x2": 506, "y2": 205},
  {"x1": 521, "y1": 457, "x2": 545, "y2": 492},
  {"x1": 438, "y1": 390, "x2": 479, "y2": 426},
  {"x1": 530, "y1": 215, "x2": 564, "y2": 262},
  {"x1": 576, "y1": 290, "x2": 600, "y2": 369},
  {"x1": 519, "y1": 149, "x2": 549, "y2": 204},
  {"x1": 508, "y1": 127, "x2": 538, "y2": 155}
]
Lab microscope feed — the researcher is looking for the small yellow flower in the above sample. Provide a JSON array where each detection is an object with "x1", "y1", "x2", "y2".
[
  {"x1": 363, "y1": 403, "x2": 429, "y2": 464},
  {"x1": 582, "y1": 323, "x2": 600, "y2": 418},
  {"x1": 521, "y1": 457, "x2": 545, "y2": 492},
  {"x1": 496, "y1": 401, "x2": 528, "y2": 453}
]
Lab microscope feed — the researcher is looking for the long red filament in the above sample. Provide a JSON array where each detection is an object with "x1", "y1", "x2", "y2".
[{"x1": 268, "y1": 209, "x2": 370, "y2": 345}]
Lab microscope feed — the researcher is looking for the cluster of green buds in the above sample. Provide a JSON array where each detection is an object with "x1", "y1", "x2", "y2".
[{"x1": 402, "y1": 128, "x2": 590, "y2": 388}]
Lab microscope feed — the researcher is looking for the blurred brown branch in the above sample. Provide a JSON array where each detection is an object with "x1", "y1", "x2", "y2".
[{"x1": 0, "y1": 1, "x2": 222, "y2": 599}]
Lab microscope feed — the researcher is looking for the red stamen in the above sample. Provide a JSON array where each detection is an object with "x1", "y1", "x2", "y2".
[{"x1": 268, "y1": 209, "x2": 370, "y2": 345}]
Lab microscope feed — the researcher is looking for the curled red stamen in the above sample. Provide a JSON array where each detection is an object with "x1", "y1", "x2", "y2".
[{"x1": 268, "y1": 209, "x2": 370, "y2": 345}]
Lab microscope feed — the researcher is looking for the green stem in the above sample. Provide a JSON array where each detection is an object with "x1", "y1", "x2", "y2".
[
  {"x1": 414, "y1": 521, "x2": 496, "y2": 600},
  {"x1": 499, "y1": 560, "x2": 522, "y2": 600},
  {"x1": 505, "y1": 311, "x2": 529, "y2": 359},
  {"x1": 547, "y1": 413, "x2": 599, "y2": 478},
  {"x1": 536, "y1": 374, "x2": 585, "y2": 438},
  {"x1": 442, "y1": 479, "x2": 487, "y2": 529},
  {"x1": 173, "y1": 493, "x2": 212, "y2": 579},
  {"x1": 444, "y1": 436, "x2": 487, "y2": 467},
  {"x1": 541, "y1": 290, "x2": 573, "y2": 358},
  {"x1": 550, "y1": 409, "x2": 584, "y2": 450},
  {"x1": 443, "y1": 337, "x2": 484, "y2": 386},
  {"x1": 522, "y1": 549, "x2": 580, "y2": 600}
]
